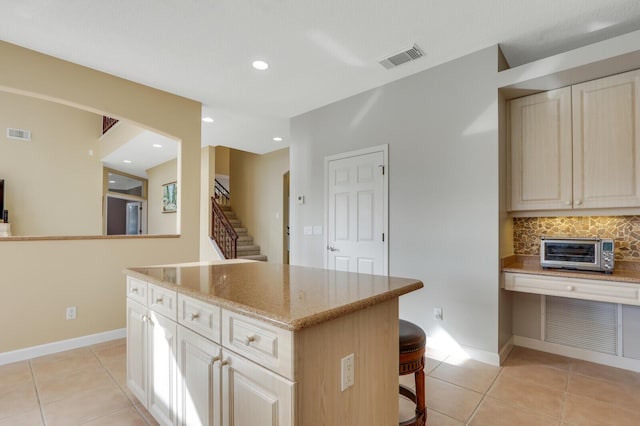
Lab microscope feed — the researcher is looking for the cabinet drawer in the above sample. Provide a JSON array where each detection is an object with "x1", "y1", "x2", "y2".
[
  {"x1": 127, "y1": 277, "x2": 147, "y2": 305},
  {"x1": 222, "y1": 310, "x2": 293, "y2": 380},
  {"x1": 504, "y1": 273, "x2": 640, "y2": 305},
  {"x1": 178, "y1": 294, "x2": 221, "y2": 343},
  {"x1": 148, "y1": 283, "x2": 177, "y2": 320}
]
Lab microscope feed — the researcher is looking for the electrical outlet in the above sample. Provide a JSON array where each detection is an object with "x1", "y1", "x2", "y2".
[
  {"x1": 66, "y1": 306, "x2": 77, "y2": 320},
  {"x1": 434, "y1": 307, "x2": 443, "y2": 320},
  {"x1": 341, "y1": 353, "x2": 355, "y2": 391}
]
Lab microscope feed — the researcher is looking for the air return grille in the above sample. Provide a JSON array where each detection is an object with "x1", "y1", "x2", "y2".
[
  {"x1": 545, "y1": 296, "x2": 618, "y2": 355},
  {"x1": 6, "y1": 128, "x2": 31, "y2": 141},
  {"x1": 379, "y1": 44, "x2": 425, "y2": 69}
]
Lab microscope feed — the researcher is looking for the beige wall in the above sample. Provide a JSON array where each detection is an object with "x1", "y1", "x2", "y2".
[
  {"x1": 0, "y1": 92, "x2": 103, "y2": 236},
  {"x1": 200, "y1": 146, "x2": 221, "y2": 260},
  {"x1": 0, "y1": 41, "x2": 202, "y2": 353},
  {"x1": 230, "y1": 148, "x2": 289, "y2": 263},
  {"x1": 147, "y1": 159, "x2": 178, "y2": 234},
  {"x1": 215, "y1": 146, "x2": 230, "y2": 176}
]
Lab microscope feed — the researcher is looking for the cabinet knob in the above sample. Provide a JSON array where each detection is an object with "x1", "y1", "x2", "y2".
[
  {"x1": 190, "y1": 312, "x2": 200, "y2": 321},
  {"x1": 244, "y1": 335, "x2": 257, "y2": 345},
  {"x1": 131, "y1": 288, "x2": 139, "y2": 294},
  {"x1": 566, "y1": 286, "x2": 574, "y2": 291},
  {"x1": 141, "y1": 314, "x2": 148, "y2": 322},
  {"x1": 564, "y1": 201, "x2": 571, "y2": 206},
  {"x1": 156, "y1": 297, "x2": 164, "y2": 304},
  {"x1": 575, "y1": 200, "x2": 582, "y2": 206}
]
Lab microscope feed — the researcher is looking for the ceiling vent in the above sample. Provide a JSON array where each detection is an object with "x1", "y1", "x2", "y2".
[
  {"x1": 7, "y1": 128, "x2": 31, "y2": 141},
  {"x1": 379, "y1": 44, "x2": 425, "y2": 69}
]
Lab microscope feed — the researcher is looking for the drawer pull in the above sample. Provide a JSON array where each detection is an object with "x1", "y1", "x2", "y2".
[
  {"x1": 244, "y1": 335, "x2": 257, "y2": 345},
  {"x1": 221, "y1": 359, "x2": 230, "y2": 367},
  {"x1": 131, "y1": 288, "x2": 139, "y2": 294},
  {"x1": 190, "y1": 312, "x2": 200, "y2": 321},
  {"x1": 155, "y1": 296, "x2": 164, "y2": 304},
  {"x1": 566, "y1": 286, "x2": 574, "y2": 291},
  {"x1": 212, "y1": 356, "x2": 221, "y2": 364}
]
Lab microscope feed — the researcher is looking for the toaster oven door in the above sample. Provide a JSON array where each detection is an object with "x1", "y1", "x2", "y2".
[{"x1": 542, "y1": 240, "x2": 600, "y2": 270}]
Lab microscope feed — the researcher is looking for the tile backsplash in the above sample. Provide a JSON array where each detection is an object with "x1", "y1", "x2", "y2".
[{"x1": 513, "y1": 216, "x2": 640, "y2": 261}]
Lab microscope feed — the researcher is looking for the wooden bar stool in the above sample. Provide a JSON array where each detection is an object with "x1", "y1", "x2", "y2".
[{"x1": 399, "y1": 319, "x2": 426, "y2": 426}]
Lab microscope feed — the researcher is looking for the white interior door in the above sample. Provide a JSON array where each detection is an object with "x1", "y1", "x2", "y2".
[{"x1": 326, "y1": 146, "x2": 387, "y2": 275}]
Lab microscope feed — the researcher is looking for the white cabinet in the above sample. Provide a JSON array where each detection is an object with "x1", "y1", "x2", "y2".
[
  {"x1": 222, "y1": 351, "x2": 294, "y2": 426},
  {"x1": 148, "y1": 311, "x2": 178, "y2": 426},
  {"x1": 508, "y1": 69, "x2": 640, "y2": 212},
  {"x1": 126, "y1": 299, "x2": 147, "y2": 404},
  {"x1": 129, "y1": 288, "x2": 295, "y2": 426},
  {"x1": 572, "y1": 70, "x2": 640, "y2": 209},
  {"x1": 508, "y1": 87, "x2": 573, "y2": 211},
  {"x1": 126, "y1": 284, "x2": 178, "y2": 426},
  {"x1": 176, "y1": 326, "x2": 222, "y2": 426}
]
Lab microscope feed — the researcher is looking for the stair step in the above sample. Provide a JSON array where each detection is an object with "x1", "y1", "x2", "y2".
[
  {"x1": 238, "y1": 254, "x2": 267, "y2": 262},
  {"x1": 234, "y1": 227, "x2": 248, "y2": 236},
  {"x1": 237, "y1": 245, "x2": 261, "y2": 254},
  {"x1": 228, "y1": 219, "x2": 241, "y2": 226},
  {"x1": 237, "y1": 236, "x2": 253, "y2": 245}
]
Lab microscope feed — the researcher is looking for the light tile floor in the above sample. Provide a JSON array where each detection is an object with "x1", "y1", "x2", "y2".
[
  {"x1": 2, "y1": 339, "x2": 640, "y2": 425},
  {"x1": 400, "y1": 345, "x2": 640, "y2": 425}
]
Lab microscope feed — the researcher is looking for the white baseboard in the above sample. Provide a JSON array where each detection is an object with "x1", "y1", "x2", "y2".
[
  {"x1": 499, "y1": 336, "x2": 514, "y2": 364},
  {"x1": 513, "y1": 335, "x2": 640, "y2": 373},
  {"x1": 427, "y1": 338, "x2": 501, "y2": 366},
  {"x1": 0, "y1": 328, "x2": 126, "y2": 366}
]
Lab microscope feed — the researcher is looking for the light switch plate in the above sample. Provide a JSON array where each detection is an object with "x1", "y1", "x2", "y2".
[{"x1": 313, "y1": 225, "x2": 322, "y2": 235}]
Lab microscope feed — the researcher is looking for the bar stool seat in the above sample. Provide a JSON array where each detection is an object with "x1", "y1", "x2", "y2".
[{"x1": 399, "y1": 319, "x2": 426, "y2": 426}]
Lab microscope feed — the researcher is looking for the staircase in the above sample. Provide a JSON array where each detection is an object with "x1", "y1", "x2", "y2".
[{"x1": 216, "y1": 204, "x2": 267, "y2": 261}]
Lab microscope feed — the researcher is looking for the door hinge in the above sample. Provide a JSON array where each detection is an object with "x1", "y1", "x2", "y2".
[
  {"x1": 382, "y1": 233, "x2": 385, "y2": 242},
  {"x1": 379, "y1": 165, "x2": 385, "y2": 175}
]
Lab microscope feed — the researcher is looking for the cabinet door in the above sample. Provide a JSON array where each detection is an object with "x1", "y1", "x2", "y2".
[
  {"x1": 222, "y1": 351, "x2": 294, "y2": 426},
  {"x1": 148, "y1": 311, "x2": 178, "y2": 426},
  {"x1": 509, "y1": 87, "x2": 573, "y2": 211},
  {"x1": 177, "y1": 326, "x2": 222, "y2": 426},
  {"x1": 126, "y1": 299, "x2": 147, "y2": 405},
  {"x1": 573, "y1": 69, "x2": 640, "y2": 208}
]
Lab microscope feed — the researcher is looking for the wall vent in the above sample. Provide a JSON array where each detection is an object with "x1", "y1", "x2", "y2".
[
  {"x1": 7, "y1": 128, "x2": 31, "y2": 141},
  {"x1": 378, "y1": 44, "x2": 425, "y2": 69},
  {"x1": 545, "y1": 296, "x2": 618, "y2": 355}
]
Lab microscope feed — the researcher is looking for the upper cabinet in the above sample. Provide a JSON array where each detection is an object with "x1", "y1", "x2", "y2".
[
  {"x1": 509, "y1": 87, "x2": 573, "y2": 211},
  {"x1": 508, "y1": 69, "x2": 640, "y2": 212}
]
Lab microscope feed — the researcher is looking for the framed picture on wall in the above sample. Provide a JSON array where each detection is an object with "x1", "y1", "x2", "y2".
[{"x1": 162, "y1": 181, "x2": 177, "y2": 213}]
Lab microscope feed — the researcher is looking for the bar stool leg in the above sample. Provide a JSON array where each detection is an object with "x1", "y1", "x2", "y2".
[{"x1": 415, "y1": 356, "x2": 426, "y2": 424}]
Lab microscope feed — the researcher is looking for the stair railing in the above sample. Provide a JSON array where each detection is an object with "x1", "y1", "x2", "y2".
[
  {"x1": 214, "y1": 179, "x2": 230, "y2": 206},
  {"x1": 211, "y1": 197, "x2": 238, "y2": 259}
]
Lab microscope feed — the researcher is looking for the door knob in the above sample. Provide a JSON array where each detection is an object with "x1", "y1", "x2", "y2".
[{"x1": 327, "y1": 245, "x2": 338, "y2": 252}]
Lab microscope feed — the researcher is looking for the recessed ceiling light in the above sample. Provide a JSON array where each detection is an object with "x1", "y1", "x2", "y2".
[
  {"x1": 273, "y1": 137, "x2": 283, "y2": 142},
  {"x1": 123, "y1": 160, "x2": 132, "y2": 164},
  {"x1": 202, "y1": 117, "x2": 214, "y2": 123},
  {"x1": 252, "y1": 60, "x2": 269, "y2": 71},
  {"x1": 108, "y1": 180, "x2": 116, "y2": 184},
  {"x1": 153, "y1": 144, "x2": 163, "y2": 148}
]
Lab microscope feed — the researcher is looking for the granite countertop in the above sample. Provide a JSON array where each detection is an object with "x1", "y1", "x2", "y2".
[
  {"x1": 125, "y1": 260, "x2": 423, "y2": 331},
  {"x1": 502, "y1": 255, "x2": 640, "y2": 284}
]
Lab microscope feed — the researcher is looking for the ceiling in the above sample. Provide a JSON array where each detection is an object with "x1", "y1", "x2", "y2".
[
  {"x1": 102, "y1": 130, "x2": 178, "y2": 178},
  {"x1": 2, "y1": 0, "x2": 640, "y2": 155}
]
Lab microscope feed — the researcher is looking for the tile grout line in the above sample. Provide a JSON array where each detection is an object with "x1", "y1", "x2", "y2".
[
  {"x1": 87, "y1": 344, "x2": 154, "y2": 426},
  {"x1": 464, "y1": 366, "x2": 504, "y2": 425},
  {"x1": 28, "y1": 359, "x2": 47, "y2": 426}
]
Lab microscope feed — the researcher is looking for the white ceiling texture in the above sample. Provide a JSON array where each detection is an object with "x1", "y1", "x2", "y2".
[{"x1": 2, "y1": 0, "x2": 640, "y2": 158}]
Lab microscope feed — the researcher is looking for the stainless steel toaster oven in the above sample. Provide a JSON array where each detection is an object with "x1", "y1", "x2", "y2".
[{"x1": 540, "y1": 237, "x2": 614, "y2": 273}]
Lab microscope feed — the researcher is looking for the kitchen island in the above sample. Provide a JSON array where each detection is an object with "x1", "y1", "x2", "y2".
[{"x1": 125, "y1": 260, "x2": 423, "y2": 426}]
